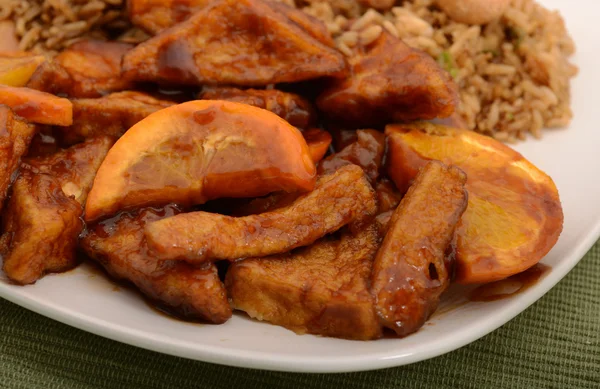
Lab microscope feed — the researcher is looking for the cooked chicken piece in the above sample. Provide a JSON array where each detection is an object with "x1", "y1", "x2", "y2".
[
  {"x1": 0, "y1": 106, "x2": 36, "y2": 212},
  {"x1": 0, "y1": 138, "x2": 113, "y2": 285},
  {"x1": 303, "y1": 128, "x2": 332, "y2": 163},
  {"x1": 56, "y1": 91, "x2": 175, "y2": 145},
  {"x1": 226, "y1": 223, "x2": 382, "y2": 340},
  {"x1": 22, "y1": 136, "x2": 114, "y2": 204},
  {"x1": 128, "y1": 0, "x2": 334, "y2": 46},
  {"x1": 122, "y1": 0, "x2": 347, "y2": 87},
  {"x1": 318, "y1": 129, "x2": 385, "y2": 183},
  {"x1": 27, "y1": 40, "x2": 134, "y2": 98},
  {"x1": 0, "y1": 171, "x2": 82, "y2": 285},
  {"x1": 199, "y1": 87, "x2": 317, "y2": 129},
  {"x1": 371, "y1": 161, "x2": 468, "y2": 336},
  {"x1": 80, "y1": 205, "x2": 232, "y2": 323},
  {"x1": 317, "y1": 32, "x2": 459, "y2": 126},
  {"x1": 0, "y1": 85, "x2": 72, "y2": 126},
  {"x1": 145, "y1": 164, "x2": 377, "y2": 263}
]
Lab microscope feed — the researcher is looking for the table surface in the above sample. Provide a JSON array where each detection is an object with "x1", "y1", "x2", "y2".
[{"x1": 0, "y1": 241, "x2": 598, "y2": 389}]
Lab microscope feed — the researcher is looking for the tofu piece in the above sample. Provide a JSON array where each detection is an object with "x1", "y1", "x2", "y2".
[
  {"x1": 27, "y1": 40, "x2": 135, "y2": 98},
  {"x1": 0, "y1": 171, "x2": 83, "y2": 284},
  {"x1": 0, "y1": 105, "x2": 36, "y2": 212},
  {"x1": 199, "y1": 87, "x2": 317, "y2": 129},
  {"x1": 317, "y1": 32, "x2": 459, "y2": 126},
  {"x1": 80, "y1": 205, "x2": 232, "y2": 323},
  {"x1": 128, "y1": 0, "x2": 335, "y2": 46},
  {"x1": 57, "y1": 91, "x2": 175, "y2": 145},
  {"x1": 0, "y1": 85, "x2": 73, "y2": 126},
  {"x1": 1, "y1": 137, "x2": 113, "y2": 284},
  {"x1": 145, "y1": 164, "x2": 377, "y2": 263},
  {"x1": 226, "y1": 223, "x2": 382, "y2": 340},
  {"x1": 122, "y1": 0, "x2": 347, "y2": 87},
  {"x1": 371, "y1": 161, "x2": 468, "y2": 336},
  {"x1": 23, "y1": 136, "x2": 114, "y2": 204}
]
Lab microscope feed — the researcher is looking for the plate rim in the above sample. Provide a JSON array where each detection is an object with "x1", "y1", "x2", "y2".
[{"x1": 0, "y1": 213, "x2": 598, "y2": 373}]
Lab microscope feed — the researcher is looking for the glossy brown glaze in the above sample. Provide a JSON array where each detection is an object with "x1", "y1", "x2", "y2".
[
  {"x1": 145, "y1": 164, "x2": 377, "y2": 263},
  {"x1": 319, "y1": 129, "x2": 385, "y2": 183},
  {"x1": 23, "y1": 136, "x2": 113, "y2": 205},
  {"x1": 0, "y1": 85, "x2": 72, "y2": 126},
  {"x1": 375, "y1": 179, "x2": 402, "y2": 213},
  {"x1": 85, "y1": 100, "x2": 316, "y2": 222},
  {"x1": 226, "y1": 223, "x2": 382, "y2": 340},
  {"x1": 317, "y1": 31, "x2": 458, "y2": 126},
  {"x1": 0, "y1": 105, "x2": 36, "y2": 212},
  {"x1": 0, "y1": 171, "x2": 83, "y2": 285},
  {"x1": 58, "y1": 91, "x2": 175, "y2": 146},
  {"x1": 80, "y1": 205, "x2": 232, "y2": 323},
  {"x1": 199, "y1": 87, "x2": 317, "y2": 129},
  {"x1": 26, "y1": 130, "x2": 60, "y2": 158},
  {"x1": 303, "y1": 128, "x2": 332, "y2": 163},
  {"x1": 371, "y1": 161, "x2": 468, "y2": 337},
  {"x1": 469, "y1": 263, "x2": 551, "y2": 302},
  {"x1": 128, "y1": 0, "x2": 335, "y2": 47},
  {"x1": 385, "y1": 122, "x2": 564, "y2": 284},
  {"x1": 30, "y1": 40, "x2": 135, "y2": 98},
  {"x1": 122, "y1": 0, "x2": 347, "y2": 87},
  {"x1": 26, "y1": 61, "x2": 72, "y2": 96}
]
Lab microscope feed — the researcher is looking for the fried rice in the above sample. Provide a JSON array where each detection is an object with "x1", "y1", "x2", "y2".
[{"x1": 1, "y1": 0, "x2": 578, "y2": 142}]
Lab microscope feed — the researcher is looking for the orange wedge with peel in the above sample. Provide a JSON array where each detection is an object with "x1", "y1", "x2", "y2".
[
  {"x1": 385, "y1": 122, "x2": 563, "y2": 284},
  {"x1": 85, "y1": 100, "x2": 316, "y2": 222}
]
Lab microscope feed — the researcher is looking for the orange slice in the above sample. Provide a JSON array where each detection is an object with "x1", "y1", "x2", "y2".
[
  {"x1": 385, "y1": 122, "x2": 563, "y2": 284},
  {"x1": 0, "y1": 85, "x2": 72, "y2": 126},
  {"x1": 0, "y1": 54, "x2": 45, "y2": 87},
  {"x1": 85, "y1": 100, "x2": 316, "y2": 221}
]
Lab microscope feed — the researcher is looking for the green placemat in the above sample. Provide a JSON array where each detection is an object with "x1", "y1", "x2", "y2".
[{"x1": 1, "y1": 242, "x2": 599, "y2": 389}]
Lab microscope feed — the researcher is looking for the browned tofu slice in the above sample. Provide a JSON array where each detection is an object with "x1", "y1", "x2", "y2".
[
  {"x1": 317, "y1": 32, "x2": 459, "y2": 126},
  {"x1": 22, "y1": 136, "x2": 114, "y2": 204},
  {"x1": 128, "y1": 0, "x2": 334, "y2": 46},
  {"x1": 0, "y1": 171, "x2": 83, "y2": 284},
  {"x1": 226, "y1": 223, "x2": 382, "y2": 340},
  {"x1": 56, "y1": 92, "x2": 175, "y2": 145},
  {"x1": 0, "y1": 105, "x2": 36, "y2": 212},
  {"x1": 371, "y1": 161, "x2": 468, "y2": 336},
  {"x1": 0, "y1": 138, "x2": 113, "y2": 285},
  {"x1": 199, "y1": 87, "x2": 316, "y2": 129},
  {"x1": 122, "y1": 0, "x2": 347, "y2": 87},
  {"x1": 80, "y1": 205, "x2": 232, "y2": 323},
  {"x1": 27, "y1": 40, "x2": 135, "y2": 98},
  {"x1": 144, "y1": 164, "x2": 377, "y2": 263}
]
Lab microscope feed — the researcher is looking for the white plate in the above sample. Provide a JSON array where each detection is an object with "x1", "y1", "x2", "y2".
[{"x1": 1, "y1": 0, "x2": 598, "y2": 373}]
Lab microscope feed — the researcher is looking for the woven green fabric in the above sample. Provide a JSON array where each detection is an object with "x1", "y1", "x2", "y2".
[{"x1": 1, "y1": 243, "x2": 599, "y2": 389}]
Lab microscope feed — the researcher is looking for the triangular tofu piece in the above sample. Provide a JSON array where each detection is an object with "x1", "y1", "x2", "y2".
[
  {"x1": 128, "y1": 0, "x2": 335, "y2": 47},
  {"x1": 317, "y1": 31, "x2": 459, "y2": 126},
  {"x1": 122, "y1": 0, "x2": 347, "y2": 87},
  {"x1": 0, "y1": 137, "x2": 113, "y2": 285}
]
